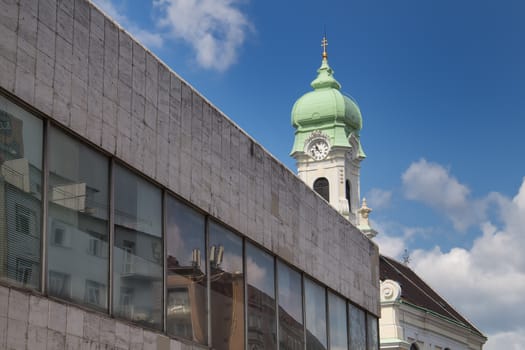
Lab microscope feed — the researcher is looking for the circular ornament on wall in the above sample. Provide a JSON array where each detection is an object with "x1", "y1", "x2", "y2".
[{"x1": 381, "y1": 279, "x2": 402, "y2": 302}]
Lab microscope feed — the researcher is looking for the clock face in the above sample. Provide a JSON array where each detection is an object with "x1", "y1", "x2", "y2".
[{"x1": 308, "y1": 139, "x2": 330, "y2": 160}]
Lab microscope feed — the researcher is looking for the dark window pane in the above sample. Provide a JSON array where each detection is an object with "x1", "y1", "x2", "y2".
[
  {"x1": 349, "y1": 303, "x2": 367, "y2": 350},
  {"x1": 209, "y1": 222, "x2": 244, "y2": 350},
  {"x1": 367, "y1": 314, "x2": 379, "y2": 350},
  {"x1": 246, "y1": 243, "x2": 276, "y2": 350},
  {"x1": 0, "y1": 95, "x2": 43, "y2": 289},
  {"x1": 49, "y1": 270, "x2": 71, "y2": 299},
  {"x1": 313, "y1": 178, "x2": 329, "y2": 202},
  {"x1": 278, "y1": 261, "x2": 304, "y2": 350},
  {"x1": 113, "y1": 164, "x2": 162, "y2": 329},
  {"x1": 305, "y1": 278, "x2": 327, "y2": 350},
  {"x1": 47, "y1": 127, "x2": 109, "y2": 310},
  {"x1": 328, "y1": 292, "x2": 348, "y2": 350},
  {"x1": 166, "y1": 197, "x2": 207, "y2": 344},
  {"x1": 345, "y1": 180, "x2": 351, "y2": 212}
]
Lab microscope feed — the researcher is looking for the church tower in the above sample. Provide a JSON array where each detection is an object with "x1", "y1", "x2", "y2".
[{"x1": 290, "y1": 38, "x2": 365, "y2": 225}]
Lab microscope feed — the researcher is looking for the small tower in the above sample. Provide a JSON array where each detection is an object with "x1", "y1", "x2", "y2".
[
  {"x1": 357, "y1": 198, "x2": 377, "y2": 239},
  {"x1": 290, "y1": 37, "x2": 365, "y2": 225}
]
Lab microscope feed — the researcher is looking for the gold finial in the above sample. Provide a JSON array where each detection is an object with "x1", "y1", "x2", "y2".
[{"x1": 321, "y1": 36, "x2": 328, "y2": 59}]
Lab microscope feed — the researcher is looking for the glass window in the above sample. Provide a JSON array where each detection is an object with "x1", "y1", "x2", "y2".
[
  {"x1": 367, "y1": 314, "x2": 379, "y2": 350},
  {"x1": 345, "y1": 180, "x2": 351, "y2": 212},
  {"x1": 47, "y1": 127, "x2": 109, "y2": 310},
  {"x1": 313, "y1": 178, "x2": 329, "y2": 202},
  {"x1": 0, "y1": 95, "x2": 43, "y2": 289},
  {"x1": 246, "y1": 243, "x2": 276, "y2": 350},
  {"x1": 349, "y1": 303, "x2": 367, "y2": 350},
  {"x1": 113, "y1": 164, "x2": 162, "y2": 329},
  {"x1": 166, "y1": 196, "x2": 207, "y2": 344},
  {"x1": 85, "y1": 280, "x2": 106, "y2": 307},
  {"x1": 209, "y1": 221, "x2": 244, "y2": 350},
  {"x1": 328, "y1": 292, "x2": 348, "y2": 350},
  {"x1": 305, "y1": 278, "x2": 327, "y2": 350},
  {"x1": 278, "y1": 261, "x2": 304, "y2": 350},
  {"x1": 48, "y1": 270, "x2": 71, "y2": 299}
]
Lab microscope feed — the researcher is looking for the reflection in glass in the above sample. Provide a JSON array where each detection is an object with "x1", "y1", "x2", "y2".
[
  {"x1": 113, "y1": 165, "x2": 162, "y2": 329},
  {"x1": 328, "y1": 292, "x2": 348, "y2": 350},
  {"x1": 305, "y1": 278, "x2": 327, "y2": 350},
  {"x1": 349, "y1": 303, "x2": 367, "y2": 350},
  {"x1": 209, "y1": 222, "x2": 244, "y2": 350},
  {"x1": 47, "y1": 127, "x2": 109, "y2": 310},
  {"x1": 166, "y1": 197, "x2": 207, "y2": 344},
  {"x1": 278, "y1": 261, "x2": 304, "y2": 350},
  {"x1": 246, "y1": 243, "x2": 276, "y2": 350},
  {"x1": 367, "y1": 314, "x2": 379, "y2": 350},
  {"x1": 0, "y1": 95, "x2": 43, "y2": 289}
]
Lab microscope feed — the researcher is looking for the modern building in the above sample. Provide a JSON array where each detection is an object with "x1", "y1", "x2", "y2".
[{"x1": 0, "y1": 0, "x2": 380, "y2": 349}]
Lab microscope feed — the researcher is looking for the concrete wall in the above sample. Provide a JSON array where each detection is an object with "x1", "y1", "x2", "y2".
[
  {"x1": 0, "y1": 0, "x2": 379, "y2": 317},
  {"x1": 0, "y1": 284, "x2": 189, "y2": 350}
]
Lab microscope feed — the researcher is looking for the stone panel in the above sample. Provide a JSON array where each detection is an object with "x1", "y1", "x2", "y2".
[
  {"x1": 0, "y1": 286, "x2": 7, "y2": 317},
  {"x1": 0, "y1": 0, "x2": 19, "y2": 32},
  {"x1": 29, "y1": 295, "x2": 48, "y2": 328},
  {"x1": 8, "y1": 289, "x2": 29, "y2": 323},
  {"x1": 28, "y1": 324, "x2": 48, "y2": 350},
  {"x1": 48, "y1": 300, "x2": 67, "y2": 333},
  {"x1": 7, "y1": 318, "x2": 27, "y2": 349},
  {"x1": 0, "y1": 316, "x2": 6, "y2": 349}
]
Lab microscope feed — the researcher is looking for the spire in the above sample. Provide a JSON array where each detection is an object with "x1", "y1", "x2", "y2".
[
  {"x1": 357, "y1": 198, "x2": 378, "y2": 239},
  {"x1": 321, "y1": 36, "x2": 328, "y2": 59},
  {"x1": 311, "y1": 35, "x2": 341, "y2": 90}
]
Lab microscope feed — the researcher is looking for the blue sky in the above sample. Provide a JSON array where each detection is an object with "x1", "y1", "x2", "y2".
[{"x1": 92, "y1": 0, "x2": 525, "y2": 348}]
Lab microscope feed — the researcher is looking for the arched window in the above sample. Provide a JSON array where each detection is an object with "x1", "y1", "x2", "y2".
[
  {"x1": 313, "y1": 178, "x2": 329, "y2": 202},
  {"x1": 410, "y1": 343, "x2": 420, "y2": 350},
  {"x1": 345, "y1": 180, "x2": 351, "y2": 212}
]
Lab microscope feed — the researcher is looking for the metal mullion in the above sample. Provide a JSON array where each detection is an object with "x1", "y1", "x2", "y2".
[
  {"x1": 40, "y1": 119, "x2": 49, "y2": 294},
  {"x1": 365, "y1": 312, "x2": 369, "y2": 350},
  {"x1": 108, "y1": 158, "x2": 115, "y2": 315},
  {"x1": 243, "y1": 239, "x2": 248, "y2": 350},
  {"x1": 302, "y1": 273, "x2": 306, "y2": 350},
  {"x1": 274, "y1": 258, "x2": 280, "y2": 350},
  {"x1": 326, "y1": 289, "x2": 330, "y2": 350},
  {"x1": 206, "y1": 217, "x2": 211, "y2": 347},
  {"x1": 162, "y1": 191, "x2": 167, "y2": 332},
  {"x1": 346, "y1": 302, "x2": 351, "y2": 350},
  {"x1": 375, "y1": 316, "x2": 379, "y2": 350}
]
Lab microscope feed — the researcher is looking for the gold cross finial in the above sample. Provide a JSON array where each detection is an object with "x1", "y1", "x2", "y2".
[{"x1": 321, "y1": 36, "x2": 328, "y2": 59}]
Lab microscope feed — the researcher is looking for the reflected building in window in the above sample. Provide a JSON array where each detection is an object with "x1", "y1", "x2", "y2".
[
  {"x1": 166, "y1": 254, "x2": 207, "y2": 342},
  {"x1": 113, "y1": 165, "x2": 163, "y2": 329},
  {"x1": 166, "y1": 197, "x2": 208, "y2": 343},
  {"x1": 0, "y1": 96, "x2": 42, "y2": 290}
]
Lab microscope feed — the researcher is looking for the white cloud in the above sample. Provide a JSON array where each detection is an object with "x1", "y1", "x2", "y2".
[
  {"x1": 374, "y1": 232, "x2": 406, "y2": 259},
  {"x1": 484, "y1": 329, "x2": 525, "y2": 350},
  {"x1": 402, "y1": 159, "x2": 488, "y2": 231},
  {"x1": 154, "y1": 0, "x2": 253, "y2": 71},
  {"x1": 409, "y1": 177, "x2": 525, "y2": 345},
  {"x1": 378, "y1": 160, "x2": 525, "y2": 346},
  {"x1": 91, "y1": 0, "x2": 164, "y2": 48},
  {"x1": 366, "y1": 188, "x2": 392, "y2": 210},
  {"x1": 373, "y1": 219, "x2": 432, "y2": 260}
]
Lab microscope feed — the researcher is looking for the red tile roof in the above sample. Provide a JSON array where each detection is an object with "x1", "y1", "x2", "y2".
[{"x1": 380, "y1": 255, "x2": 485, "y2": 338}]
